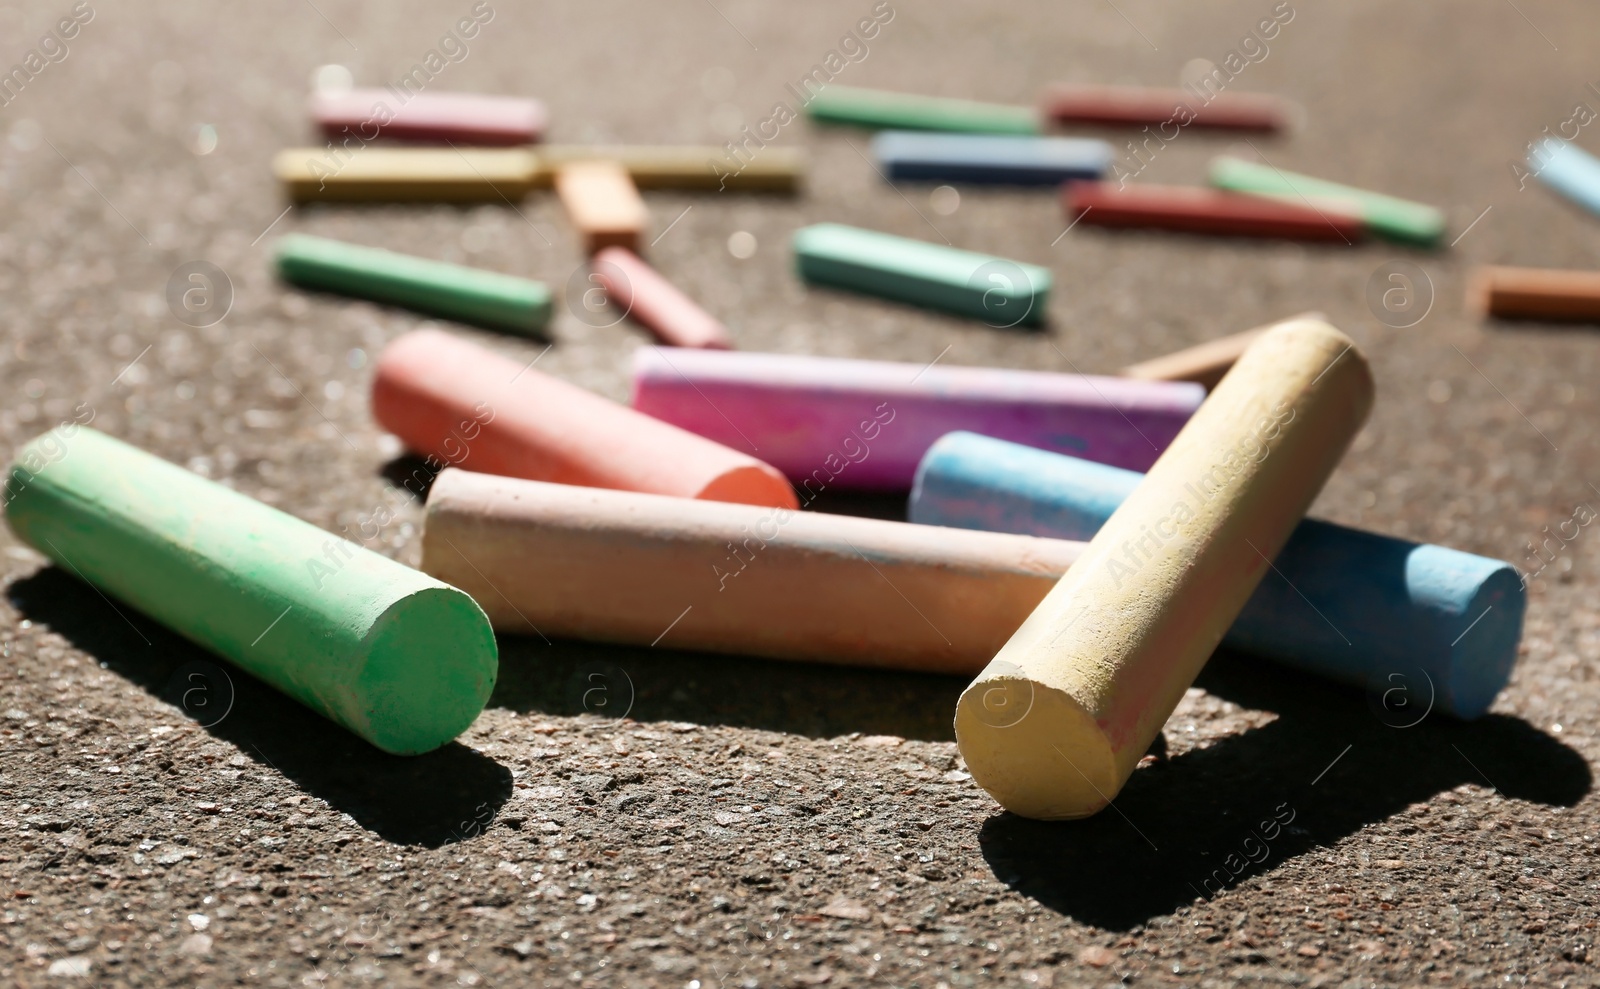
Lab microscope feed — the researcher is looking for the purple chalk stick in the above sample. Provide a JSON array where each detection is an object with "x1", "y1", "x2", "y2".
[{"x1": 629, "y1": 347, "x2": 1204, "y2": 491}]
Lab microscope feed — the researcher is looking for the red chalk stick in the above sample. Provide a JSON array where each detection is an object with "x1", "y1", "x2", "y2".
[
  {"x1": 1063, "y1": 182, "x2": 1362, "y2": 243},
  {"x1": 312, "y1": 89, "x2": 547, "y2": 145},
  {"x1": 592, "y1": 247, "x2": 732, "y2": 350},
  {"x1": 1041, "y1": 85, "x2": 1287, "y2": 132},
  {"x1": 372, "y1": 329, "x2": 795, "y2": 508}
]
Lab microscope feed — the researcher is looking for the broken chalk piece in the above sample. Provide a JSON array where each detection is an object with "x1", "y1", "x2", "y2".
[
  {"x1": 273, "y1": 147, "x2": 540, "y2": 202},
  {"x1": 793, "y1": 223, "x2": 1051, "y2": 325},
  {"x1": 275, "y1": 234, "x2": 552, "y2": 335},
  {"x1": 1119, "y1": 312, "x2": 1326, "y2": 390},
  {"x1": 630, "y1": 346, "x2": 1203, "y2": 490},
  {"x1": 872, "y1": 131, "x2": 1110, "y2": 185},
  {"x1": 1208, "y1": 156, "x2": 1446, "y2": 246},
  {"x1": 1469, "y1": 265, "x2": 1600, "y2": 322},
  {"x1": 556, "y1": 161, "x2": 649, "y2": 254},
  {"x1": 4, "y1": 427, "x2": 497, "y2": 755},
  {"x1": 805, "y1": 85, "x2": 1040, "y2": 135},
  {"x1": 1065, "y1": 182, "x2": 1363, "y2": 243},
  {"x1": 911, "y1": 432, "x2": 1524, "y2": 719},
  {"x1": 1041, "y1": 84, "x2": 1289, "y2": 132},
  {"x1": 592, "y1": 247, "x2": 733, "y2": 349},
  {"x1": 955, "y1": 318, "x2": 1374, "y2": 820},
  {"x1": 1529, "y1": 138, "x2": 1600, "y2": 217},
  {"x1": 421, "y1": 468, "x2": 1083, "y2": 673},
  {"x1": 311, "y1": 89, "x2": 547, "y2": 145},
  {"x1": 374, "y1": 329, "x2": 795, "y2": 508}
]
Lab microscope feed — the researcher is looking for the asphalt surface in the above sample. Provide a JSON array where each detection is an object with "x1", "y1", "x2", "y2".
[{"x1": 3, "y1": 1, "x2": 1600, "y2": 986}]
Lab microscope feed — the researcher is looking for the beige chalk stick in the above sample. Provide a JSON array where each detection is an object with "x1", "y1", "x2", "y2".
[
  {"x1": 956, "y1": 319, "x2": 1373, "y2": 821},
  {"x1": 1469, "y1": 265, "x2": 1600, "y2": 321},
  {"x1": 556, "y1": 161, "x2": 648, "y2": 254},
  {"x1": 273, "y1": 147, "x2": 540, "y2": 202},
  {"x1": 1119, "y1": 312, "x2": 1325, "y2": 390},
  {"x1": 537, "y1": 146, "x2": 804, "y2": 191},
  {"x1": 421, "y1": 469, "x2": 1084, "y2": 674}
]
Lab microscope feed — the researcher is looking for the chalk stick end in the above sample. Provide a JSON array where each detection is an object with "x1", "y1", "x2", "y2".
[
  {"x1": 697, "y1": 464, "x2": 800, "y2": 510},
  {"x1": 351, "y1": 584, "x2": 499, "y2": 756},
  {"x1": 955, "y1": 668, "x2": 1119, "y2": 820},
  {"x1": 1439, "y1": 558, "x2": 1527, "y2": 720}
]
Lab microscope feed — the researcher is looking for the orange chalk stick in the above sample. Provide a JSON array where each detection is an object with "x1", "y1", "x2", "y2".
[
  {"x1": 372, "y1": 329, "x2": 795, "y2": 508},
  {"x1": 556, "y1": 161, "x2": 648, "y2": 254},
  {"x1": 1470, "y1": 266, "x2": 1600, "y2": 322}
]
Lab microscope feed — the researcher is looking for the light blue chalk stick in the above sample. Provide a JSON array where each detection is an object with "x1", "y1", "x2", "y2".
[
  {"x1": 872, "y1": 131, "x2": 1111, "y2": 185},
  {"x1": 1531, "y1": 138, "x2": 1600, "y2": 216},
  {"x1": 909, "y1": 432, "x2": 1526, "y2": 719}
]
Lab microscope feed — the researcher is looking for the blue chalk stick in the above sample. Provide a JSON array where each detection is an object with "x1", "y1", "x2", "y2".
[
  {"x1": 1532, "y1": 138, "x2": 1600, "y2": 216},
  {"x1": 910, "y1": 432, "x2": 1526, "y2": 719},
  {"x1": 871, "y1": 131, "x2": 1111, "y2": 185}
]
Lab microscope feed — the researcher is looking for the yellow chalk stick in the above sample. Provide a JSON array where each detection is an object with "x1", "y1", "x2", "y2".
[
  {"x1": 273, "y1": 146, "x2": 803, "y2": 202},
  {"x1": 273, "y1": 147, "x2": 540, "y2": 203},
  {"x1": 536, "y1": 146, "x2": 804, "y2": 191},
  {"x1": 955, "y1": 319, "x2": 1373, "y2": 820}
]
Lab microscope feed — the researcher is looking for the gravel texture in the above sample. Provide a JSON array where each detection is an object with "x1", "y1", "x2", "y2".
[{"x1": 2, "y1": 1, "x2": 1600, "y2": 986}]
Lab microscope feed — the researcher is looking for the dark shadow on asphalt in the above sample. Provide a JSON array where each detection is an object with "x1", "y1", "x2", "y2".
[
  {"x1": 798, "y1": 488, "x2": 909, "y2": 522},
  {"x1": 493, "y1": 634, "x2": 967, "y2": 742},
  {"x1": 379, "y1": 453, "x2": 439, "y2": 502},
  {"x1": 976, "y1": 649, "x2": 1592, "y2": 930},
  {"x1": 8, "y1": 566, "x2": 514, "y2": 849},
  {"x1": 494, "y1": 633, "x2": 1589, "y2": 928}
]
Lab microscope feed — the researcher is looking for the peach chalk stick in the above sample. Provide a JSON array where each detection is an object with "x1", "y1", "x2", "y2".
[
  {"x1": 372, "y1": 329, "x2": 795, "y2": 509},
  {"x1": 556, "y1": 161, "x2": 648, "y2": 254},
  {"x1": 956, "y1": 319, "x2": 1374, "y2": 820},
  {"x1": 1469, "y1": 265, "x2": 1600, "y2": 322},
  {"x1": 592, "y1": 247, "x2": 732, "y2": 349},
  {"x1": 1119, "y1": 312, "x2": 1325, "y2": 390},
  {"x1": 421, "y1": 468, "x2": 1084, "y2": 673}
]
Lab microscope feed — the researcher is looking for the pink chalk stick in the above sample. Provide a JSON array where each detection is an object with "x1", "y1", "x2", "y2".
[
  {"x1": 592, "y1": 247, "x2": 732, "y2": 349},
  {"x1": 630, "y1": 347, "x2": 1204, "y2": 491},
  {"x1": 311, "y1": 89, "x2": 547, "y2": 145}
]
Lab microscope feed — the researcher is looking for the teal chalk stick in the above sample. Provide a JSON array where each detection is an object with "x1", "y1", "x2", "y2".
[
  {"x1": 275, "y1": 234, "x2": 552, "y2": 335},
  {"x1": 805, "y1": 85, "x2": 1040, "y2": 135},
  {"x1": 793, "y1": 223, "x2": 1050, "y2": 326},
  {"x1": 1208, "y1": 156, "x2": 1446, "y2": 247}
]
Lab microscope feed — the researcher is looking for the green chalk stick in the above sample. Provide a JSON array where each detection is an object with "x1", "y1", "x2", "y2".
[
  {"x1": 275, "y1": 234, "x2": 552, "y2": 335},
  {"x1": 805, "y1": 85, "x2": 1040, "y2": 135},
  {"x1": 1208, "y1": 156, "x2": 1446, "y2": 247},
  {"x1": 793, "y1": 223, "x2": 1050, "y2": 326},
  {"x1": 4, "y1": 427, "x2": 497, "y2": 755}
]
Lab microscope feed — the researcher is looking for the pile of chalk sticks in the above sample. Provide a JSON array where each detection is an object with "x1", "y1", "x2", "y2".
[{"x1": 6, "y1": 76, "x2": 1539, "y2": 823}]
